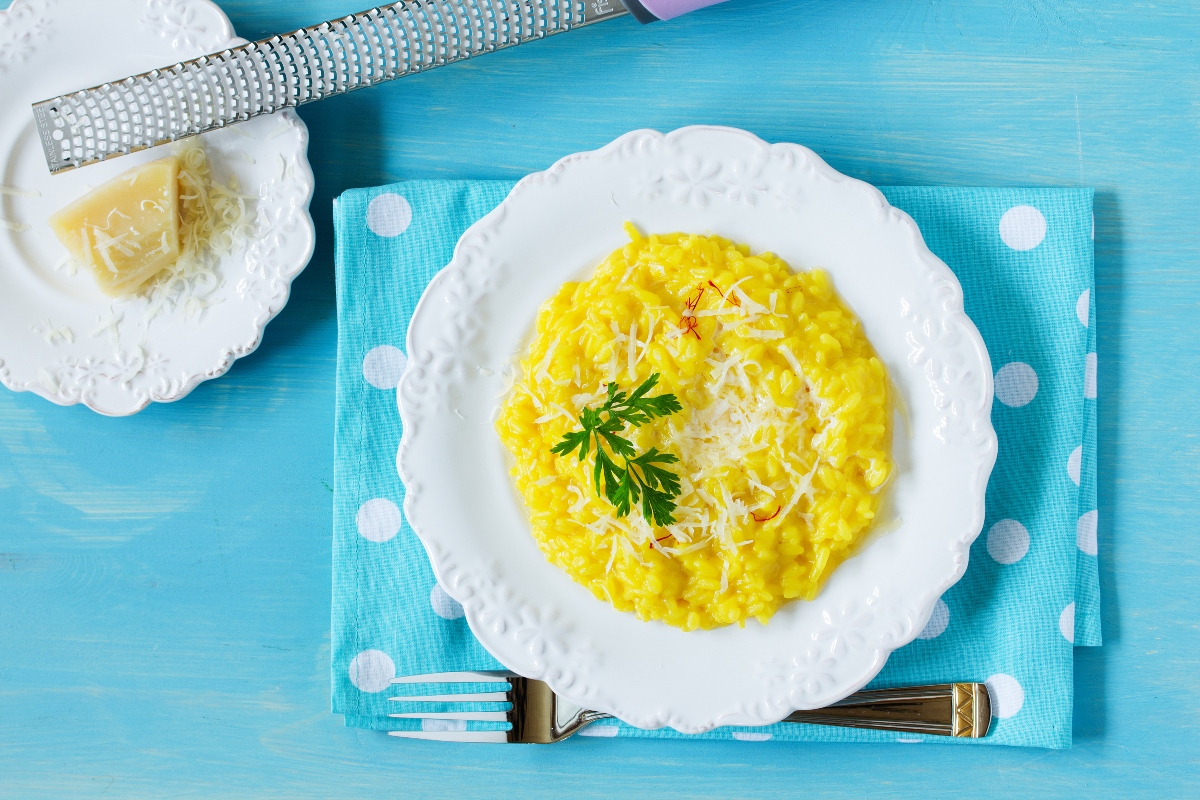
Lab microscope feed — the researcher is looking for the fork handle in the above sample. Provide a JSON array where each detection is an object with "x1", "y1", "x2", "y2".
[{"x1": 781, "y1": 683, "x2": 991, "y2": 738}]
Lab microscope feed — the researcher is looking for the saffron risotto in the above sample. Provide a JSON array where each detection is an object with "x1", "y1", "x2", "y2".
[{"x1": 495, "y1": 226, "x2": 893, "y2": 630}]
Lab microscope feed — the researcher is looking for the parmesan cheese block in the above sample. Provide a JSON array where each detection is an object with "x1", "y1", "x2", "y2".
[{"x1": 48, "y1": 158, "x2": 180, "y2": 297}]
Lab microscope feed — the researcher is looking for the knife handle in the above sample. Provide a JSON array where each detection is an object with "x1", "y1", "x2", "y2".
[
  {"x1": 783, "y1": 683, "x2": 993, "y2": 738},
  {"x1": 621, "y1": 0, "x2": 733, "y2": 23}
]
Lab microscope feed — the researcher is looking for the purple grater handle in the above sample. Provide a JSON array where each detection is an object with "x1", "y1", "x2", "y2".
[
  {"x1": 619, "y1": 0, "x2": 729, "y2": 22},
  {"x1": 622, "y1": 0, "x2": 732, "y2": 23}
]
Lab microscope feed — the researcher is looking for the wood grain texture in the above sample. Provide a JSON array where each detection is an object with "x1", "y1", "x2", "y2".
[{"x1": 1, "y1": 0, "x2": 1197, "y2": 796}]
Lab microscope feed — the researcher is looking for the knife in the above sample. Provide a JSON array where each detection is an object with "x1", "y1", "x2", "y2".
[{"x1": 31, "y1": 0, "x2": 732, "y2": 175}]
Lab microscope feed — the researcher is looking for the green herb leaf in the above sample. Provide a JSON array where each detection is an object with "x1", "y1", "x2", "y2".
[
  {"x1": 610, "y1": 468, "x2": 636, "y2": 518},
  {"x1": 640, "y1": 485, "x2": 678, "y2": 527},
  {"x1": 594, "y1": 448, "x2": 622, "y2": 502},
  {"x1": 599, "y1": 428, "x2": 637, "y2": 458},
  {"x1": 631, "y1": 448, "x2": 682, "y2": 494},
  {"x1": 550, "y1": 429, "x2": 591, "y2": 460},
  {"x1": 551, "y1": 374, "x2": 683, "y2": 527}
]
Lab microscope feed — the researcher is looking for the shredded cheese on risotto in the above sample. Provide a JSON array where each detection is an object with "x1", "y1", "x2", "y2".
[{"x1": 495, "y1": 226, "x2": 893, "y2": 630}]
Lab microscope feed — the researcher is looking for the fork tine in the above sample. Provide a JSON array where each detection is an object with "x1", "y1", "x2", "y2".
[
  {"x1": 387, "y1": 692, "x2": 508, "y2": 703},
  {"x1": 388, "y1": 730, "x2": 509, "y2": 743},
  {"x1": 390, "y1": 671, "x2": 512, "y2": 684},
  {"x1": 388, "y1": 711, "x2": 509, "y2": 721}
]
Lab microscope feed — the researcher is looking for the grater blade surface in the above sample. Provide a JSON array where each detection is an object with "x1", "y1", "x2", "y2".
[{"x1": 32, "y1": 1, "x2": 628, "y2": 174}]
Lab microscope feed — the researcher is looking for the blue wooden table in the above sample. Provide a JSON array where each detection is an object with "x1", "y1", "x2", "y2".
[{"x1": 2, "y1": 0, "x2": 1197, "y2": 796}]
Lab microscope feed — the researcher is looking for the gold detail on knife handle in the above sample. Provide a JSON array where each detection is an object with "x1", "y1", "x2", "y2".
[
  {"x1": 782, "y1": 682, "x2": 993, "y2": 738},
  {"x1": 951, "y1": 681, "x2": 991, "y2": 737}
]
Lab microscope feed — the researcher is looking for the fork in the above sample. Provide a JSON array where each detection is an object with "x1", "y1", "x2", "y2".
[{"x1": 387, "y1": 672, "x2": 992, "y2": 743}]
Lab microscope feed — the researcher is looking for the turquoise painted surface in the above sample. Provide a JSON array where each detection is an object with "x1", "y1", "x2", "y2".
[{"x1": 1, "y1": 0, "x2": 1196, "y2": 795}]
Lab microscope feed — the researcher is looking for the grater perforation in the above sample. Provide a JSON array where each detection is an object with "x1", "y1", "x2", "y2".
[{"x1": 32, "y1": 0, "x2": 629, "y2": 174}]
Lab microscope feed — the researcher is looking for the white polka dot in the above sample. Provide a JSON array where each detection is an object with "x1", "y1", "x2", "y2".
[
  {"x1": 1077, "y1": 509, "x2": 1098, "y2": 555},
  {"x1": 421, "y1": 718, "x2": 467, "y2": 732},
  {"x1": 994, "y1": 362, "x2": 1039, "y2": 407},
  {"x1": 1067, "y1": 445, "x2": 1082, "y2": 487},
  {"x1": 999, "y1": 205, "x2": 1047, "y2": 251},
  {"x1": 357, "y1": 498, "x2": 401, "y2": 543},
  {"x1": 731, "y1": 732, "x2": 773, "y2": 741},
  {"x1": 430, "y1": 583, "x2": 465, "y2": 620},
  {"x1": 1059, "y1": 602, "x2": 1076, "y2": 644},
  {"x1": 366, "y1": 192, "x2": 412, "y2": 237},
  {"x1": 985, "y1": 674, "x2": 1024, "y2": 719},
  {"x1": 987, "y1": 519, "x2": 1030, "y2": 565},
  {"x1": 917, "y1": 598, "x2": 950, "y2": 639},
  {"x1": 348, "y1": 649, "x2": 395, "y2": 693},
  {"x1": 1084, "y1": 353, "x2": 1097, "y2": 399},
  {"x1": 1076, "y1": 289, "x2": 1090, "y2": 327},
  {"x1": 363, "y1": 345, "x2": 407, "y2": 390},
  {"x1": 578, "y1": 725, "x2": 620, "y2": 737}
]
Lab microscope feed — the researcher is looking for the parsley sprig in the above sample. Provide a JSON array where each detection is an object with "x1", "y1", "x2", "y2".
[{"x1": 551, "y1": 374, "x2": 684, "y2": 526}]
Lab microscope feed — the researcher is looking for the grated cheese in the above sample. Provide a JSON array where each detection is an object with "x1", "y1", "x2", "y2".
[
  {"x1": 55, "y1": 255, "x2": 77, "y2": 276},
  {"x1": 142, "y1": 139, "x2": 256, "y2": 315},
  {"x1": 32, "y1": 319, "x2": 74, "y2": 346},
  {"x1": 627, "y1": 321, "x2": 637, "y2": 380},
  {"x1": 742, "y1": 327, "x2": 785, "y2": 340},
  {"x1": 669, "y1": 361, "x2": 807, "y2": 554},
  {"x1": 90, "y1": 311, "x2": 123, "y2": 345}
]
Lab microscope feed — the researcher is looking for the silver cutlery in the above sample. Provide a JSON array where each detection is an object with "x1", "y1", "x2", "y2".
[{"x1": 387, "y1": 671, "x2": 992, "y2": 742}]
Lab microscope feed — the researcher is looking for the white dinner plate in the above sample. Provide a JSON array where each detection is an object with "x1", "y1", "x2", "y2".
[
  {"x1": 0, "y1": 0, "x2": 314, "y2": 415},
  {"x1": 397, "y1": 126, "x2": 997, "y2": 733}
]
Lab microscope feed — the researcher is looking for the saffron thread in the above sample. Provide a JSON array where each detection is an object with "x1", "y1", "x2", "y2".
[{"x1": 752, "y1": 505, "x2": 783, "y2": 523}]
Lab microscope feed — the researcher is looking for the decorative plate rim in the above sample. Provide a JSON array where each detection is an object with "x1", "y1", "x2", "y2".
[
  {"x1": 398, "y1": 125, "x2": 998, "y2": 732},
  {"x1": 0, "y1": 0, "x2": 316, "y2": 416}
]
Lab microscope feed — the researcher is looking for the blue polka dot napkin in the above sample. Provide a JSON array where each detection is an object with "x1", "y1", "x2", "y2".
[{"x1": 332, "y1": 180, "x2": 1098, "y2": 749}]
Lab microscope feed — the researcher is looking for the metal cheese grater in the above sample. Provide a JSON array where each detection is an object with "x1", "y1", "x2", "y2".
[{"x1": 31, "y1": 0, "x2": 730, "y2": 174}]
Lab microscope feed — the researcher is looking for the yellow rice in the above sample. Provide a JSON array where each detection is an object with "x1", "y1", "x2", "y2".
[{"x1": 495, "y1": 226, "x2": 893, "y2": 630}]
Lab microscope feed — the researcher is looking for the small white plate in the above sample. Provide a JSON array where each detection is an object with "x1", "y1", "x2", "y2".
[
  {"x1": 398, "y1": 126, "x2": 997, "y2": 733},
  {"x1": 0, "y1": 0, "x2": 315, "y2": 415}
]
